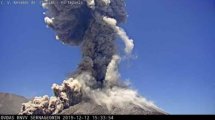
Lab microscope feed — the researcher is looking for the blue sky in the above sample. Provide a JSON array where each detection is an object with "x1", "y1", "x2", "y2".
[{"x1": 0, "y1": 0, "x2": 215, "y2": 114}]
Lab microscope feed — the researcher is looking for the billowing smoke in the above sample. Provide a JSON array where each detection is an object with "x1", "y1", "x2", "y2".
[{"x1": 19, "y1": 0, "x2": 161, "y2": 115}]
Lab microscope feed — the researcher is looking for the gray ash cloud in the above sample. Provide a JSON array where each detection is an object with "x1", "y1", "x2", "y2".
[
  {"x1": 19, "y1": 0, "x2": 164, "y2": 115},
  {"x1": 43, "y1": 0, "x2": 128, "y2": 86}
]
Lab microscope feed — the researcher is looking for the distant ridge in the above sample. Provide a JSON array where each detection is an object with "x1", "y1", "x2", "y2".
[{"x1": 0, "y1": 92, "x2": 28, "y2": 114}]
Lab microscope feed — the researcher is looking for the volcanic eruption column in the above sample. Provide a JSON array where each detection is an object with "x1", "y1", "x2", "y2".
[{"x1": 20, "y1": 0, "x2": 159, "y2": 115}]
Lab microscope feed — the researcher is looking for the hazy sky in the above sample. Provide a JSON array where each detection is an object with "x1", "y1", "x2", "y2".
[{"x1": 0, "y1": 0, "x2": 215, "y2": 114}]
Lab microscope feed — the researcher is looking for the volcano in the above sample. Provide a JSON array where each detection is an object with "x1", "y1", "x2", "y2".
[{"x1": 18, "y1": 0, "x2": 167, "y2": 115}]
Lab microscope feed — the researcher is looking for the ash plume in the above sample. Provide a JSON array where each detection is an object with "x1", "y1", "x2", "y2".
[{"x1": 19, "y1": 0, "x2": 164, "y2": 115}]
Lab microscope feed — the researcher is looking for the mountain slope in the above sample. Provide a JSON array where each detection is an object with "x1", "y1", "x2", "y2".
[
  {"x1": 0, "y1": 92, "x2": 28, "y2": 114},
  {"x1": 0, "y1": 92, "x2": 166, "y2": 115},
  {"x1": 59, "y1": 100, "x2": 167, "y2": 115}
]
